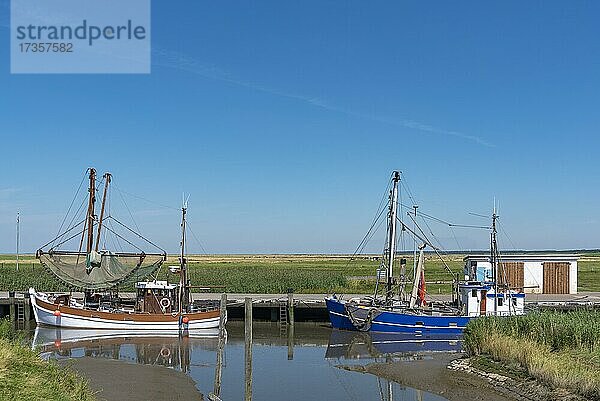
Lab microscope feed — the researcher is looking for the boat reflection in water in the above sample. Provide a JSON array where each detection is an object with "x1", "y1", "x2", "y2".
[
  {"x1": 32, "y1": 327, "x2": 221, "y2": 373},
  {"x1": 33, "y1": 323, "x2": 449, "y2": 400},
  {"x1": 325, "y1": 330, "x2": 460, "y2": 401},
  {"x1": 325, "y1": 329, "x2": 462, "y2": 360}
]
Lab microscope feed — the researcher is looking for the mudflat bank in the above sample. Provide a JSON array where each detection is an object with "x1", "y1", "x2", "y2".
[
  {"x1": 62, "y1": 357, "x2": 203, "y2": 401},
  {"x1": 338, "y1": 353, "x2": 514, "y2": 401},
  {"x1": 340, "y1": 353, "x2": 586, "y2": 401}
]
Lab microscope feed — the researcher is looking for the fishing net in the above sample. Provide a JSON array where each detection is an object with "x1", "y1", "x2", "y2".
[{"x1": 39, "y1": 252, "x2": 165, "y2": 291}]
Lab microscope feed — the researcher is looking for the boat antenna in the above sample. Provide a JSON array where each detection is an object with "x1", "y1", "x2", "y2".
[{"x1": 385, "y1": 171, "x2": 400, "y2": 305}]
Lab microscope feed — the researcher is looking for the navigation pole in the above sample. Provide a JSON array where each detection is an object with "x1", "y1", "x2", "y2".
[{"x1": 491, "y1": 207, "x2": 498, "y2": 315}]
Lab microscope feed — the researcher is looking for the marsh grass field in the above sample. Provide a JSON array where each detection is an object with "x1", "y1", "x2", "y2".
[
  {"x1": 464, "y1": 311, "x2": 600, "y2": 399},
  {"x1": 0, "y1": 252, "x2": 598, "y2": 294}
]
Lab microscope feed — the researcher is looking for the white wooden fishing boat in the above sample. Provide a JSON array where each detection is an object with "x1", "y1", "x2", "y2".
[
  {"x1": 31, "y1": 168, "x2": 223, "y2": 331},
  {"x1": 29, "y1": 286, "x2": 220, "y2": 330}
]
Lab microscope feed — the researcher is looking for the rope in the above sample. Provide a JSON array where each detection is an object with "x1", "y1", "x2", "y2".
[
  {"x1": 348, "y1": 203, "x2": 388, "y2": 262},
  {"x1": 40, "y1": 219, "x2": 86, "y2": 251},
  {"x1": 186, "y1": 222, "x2": 208, "y2": 255},
  {"x1": 403, "y1": 214, "x2": 454, "y2": 276},
  {"x1": 113, "y1": 184, "x2": 142, "y2": 235},
  {"x1": 52, "y1": 169, "x2": 88, "y2": 249},
  {"x1": 102, "y1": 223, "x2": 145, "y2": 253},
  {"x1": 48, "y1": 227, "x2": 86, "y2": 251},
  {"x1": 108, "y1": 216, "x2": 166, "y2": 253},
  {"x1": 344, "y1": 304, "x2": 378, "y2": 332},
  {"x1": 114, "y1": 187, "x2": 179, "y2": 211},
  {"x1": 343, "y1": 174, "x2": 393, "y2": 269}
]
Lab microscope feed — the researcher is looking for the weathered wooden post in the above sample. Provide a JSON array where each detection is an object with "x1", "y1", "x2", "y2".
[
  {"x1": 287, "y1": 289, "x2": 294, "y2": 327},
  {"x1": 24, "y1": 296, "x2": 31, "y2": 326},
  {"x1": 9, "y1": 291, "x2": 15, "y2": 323},
  {"x1": 212, "y1": 293, "x2": 227, "y2": 398},
  {"x1": 244, "y1": 297, "x2": 253, "y2": 401},
  {"x1": 287, "y1": 321, "x2": 294, "y2": 360}
]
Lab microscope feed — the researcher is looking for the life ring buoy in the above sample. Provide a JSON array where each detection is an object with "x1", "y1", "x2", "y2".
[
  {"x1": 160, "y1": 347, "x2": 171, "y2": 358},
  {"x1": 160, "y1": 297, "x2": 171, "y2": 309}
]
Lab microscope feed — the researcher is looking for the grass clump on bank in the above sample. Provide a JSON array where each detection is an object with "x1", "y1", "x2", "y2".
[
  {"x1": 0, "y1": 319, "x2": 95, "y2": 401},
  {"x1": 464, "y1": 311, "x2": 600, "y2": 399}
]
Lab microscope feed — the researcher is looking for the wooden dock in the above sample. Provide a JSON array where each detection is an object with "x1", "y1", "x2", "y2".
[
  {"x1": 0, "y1": 291, "x2": 33, "y2": 325},
  {"x1": 2, "y1": 291, "x2": 600, "y2": 326}
]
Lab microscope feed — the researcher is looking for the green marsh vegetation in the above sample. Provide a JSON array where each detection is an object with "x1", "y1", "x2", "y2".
[
  {"x1": 0, "y1": 254, "x2": 463, "y2": 294},
  {"x1": 0, "y1": 253, "x2": 598, "y2": 294},
  {"x1": 0, "y1": 319, "x2": 95, "y2": 401},
  {"x1": 464, "y1": 311, "x2": 600, "y2": 399}
]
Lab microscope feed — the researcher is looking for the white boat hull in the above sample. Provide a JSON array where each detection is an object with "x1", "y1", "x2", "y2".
[{"x1": 29, "y1": 288, "x2": 223, "y2": 330}]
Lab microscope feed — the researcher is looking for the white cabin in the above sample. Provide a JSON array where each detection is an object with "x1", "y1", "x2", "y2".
[
  {"x1": 458, "y1": 282, "x2": 525, "y2": 317},
  {"x1": 464, "y1": 254, "x2": 579, "y2": 294}
]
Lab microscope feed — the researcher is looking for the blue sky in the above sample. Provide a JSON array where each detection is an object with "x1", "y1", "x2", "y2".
[{"x1": 0, "y1": 1, "x2": 599, "y2": 253}]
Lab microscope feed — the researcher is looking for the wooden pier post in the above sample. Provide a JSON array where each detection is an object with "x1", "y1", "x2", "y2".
[
  {"x1": 24, "y1": 297, "x2": 31, "y2": 326},
  {"x1": 287, "y1": 322, "x2": 294, "y2": 360},
  {"x1": 8, "y1": 292, "x2": 15, "y2": 323},
  {"x1": 244, "y1": 297, "x2": 253, "y2": 401},
  {"x1": 212, "y1": 293, "x2": 227, "y2": 399},
  {"x1": 287, "y1": 290, "x2": 294, "y2": 327}
]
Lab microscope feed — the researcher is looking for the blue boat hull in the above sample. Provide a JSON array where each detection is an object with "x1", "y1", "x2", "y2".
[{"x1": 326, "y1": 297, "x2": 473, "y2": 334}]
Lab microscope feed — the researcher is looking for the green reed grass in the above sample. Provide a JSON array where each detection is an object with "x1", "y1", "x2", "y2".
[
  {"x1": 0, "y1": 319, "x2": 96, "y2": 401},
  {"x1": 464, "y1": 311, "x2": 600, "y2": 399}
]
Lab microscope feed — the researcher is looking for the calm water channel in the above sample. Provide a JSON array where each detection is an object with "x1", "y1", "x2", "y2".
[{"x1": 31, "y1": 322, "x2": 461, "y2": 400}]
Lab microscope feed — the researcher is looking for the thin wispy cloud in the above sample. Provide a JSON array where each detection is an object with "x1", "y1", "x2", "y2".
[
  {"x1": 0, "y1": 187, "x2": 22, "y2": 197},
  {"x1": 152, "y1": 47, "x2": 493, "y2": 147}
]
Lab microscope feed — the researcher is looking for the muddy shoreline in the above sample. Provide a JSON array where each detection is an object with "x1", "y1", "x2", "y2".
[
  {"x1": 339, "y1": 353, "x2": 586, "y2": 401},
  {"x1": 338, "y1": 353, "x2": 514, "y2": 401},
  {"x1": 60, "y1": 357, "x2": 203, "y2": 401}
]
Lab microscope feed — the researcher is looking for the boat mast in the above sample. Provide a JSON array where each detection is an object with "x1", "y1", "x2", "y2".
[
  {"x1": 412, "y1": 205, "x2": 418, "y2": 283},
  {"x1": 95, "y1": 172, "x2": 111, "y2": 252},
  {"x1": 86, "y1": 168, "x2": 97, "y2": 254},
  {"x1": 385, "y1": 171, "x2": 400, "y2": 304},
  {"x1": 179, "y1": 203, "x2": 190, "y2": 313}
]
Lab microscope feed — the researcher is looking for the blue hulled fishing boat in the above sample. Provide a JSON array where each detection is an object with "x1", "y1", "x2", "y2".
[{"x1": 326, "y1": 171, "x2": 525, "y2": 334}]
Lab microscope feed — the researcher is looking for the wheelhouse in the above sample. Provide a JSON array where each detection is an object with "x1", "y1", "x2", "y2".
[{"x1": 135, "y1": 281, "x2": 178, "y2": 314}]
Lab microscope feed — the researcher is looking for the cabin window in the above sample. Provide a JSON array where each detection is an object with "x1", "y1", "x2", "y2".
[
  {"x1": 498, "y1": 298, "x2": 503, "y2": 307},
  {"x1": 512, "y1": 297, "x2": 518, "y2": 306},
  {"x1": 415, "y1": 321, "x2": 424, "y2": 326},
  {"x1": 449, "y1": 322, "x2": 457, "y2": 327},
  {"x1": 471, "y1": 289, "x2": 477, "y2": 298}
]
